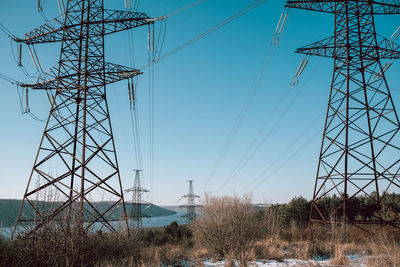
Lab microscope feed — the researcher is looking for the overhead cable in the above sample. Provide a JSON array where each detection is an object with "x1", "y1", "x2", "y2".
[
  {"x1": 0, "y1": 73, "x2": 20, "y2": 85},
  {"x1": 201, "y1": 46, "x2": 277, "y2": 191},
  {"x1": 248, "y1": 129, "x2": 320, "y2": 193},
  {"x1": 240, "y1": 115, "x2": 322, "y2": 193},
  {"x1": 216, "y1": 58, "x2": 322, "y2": 192},
  {"x1": 140, "y1": 0, "x2": 267, "y2": 69},
  {"x1": 0, "y1": 23, "x2": 16, "y2": 39},
  {"x1": 215, "y1": 83, "x2": 305, "y2": 192},
  {"x1": 166, "y1": 0, "x2": 206, "y2": 17}
]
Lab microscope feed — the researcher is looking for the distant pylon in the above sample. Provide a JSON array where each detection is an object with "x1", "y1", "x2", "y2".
[
  {"x1": 180, "y1": 180, "x2": 200, "y2": 224},
  {"x1": 125, "y1": 170, "x2": 149, "y2": 229},
  {"x1": 286, "y1": 1, "x2": 400, "y2": 231}
]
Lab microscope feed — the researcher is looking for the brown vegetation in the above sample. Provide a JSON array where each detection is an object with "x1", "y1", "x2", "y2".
[
  {"x1": 192, "y1": 194, "x2": 264, "y2": 265},
  {"x1": 0, "y1": 222, "x2": 192, "y2": 267},
  {"x1": 2, "y1": 195, "x2": 400, "y2": 266}
]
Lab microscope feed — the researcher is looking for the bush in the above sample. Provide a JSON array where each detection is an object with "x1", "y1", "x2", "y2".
[{"x1": 192, "y1": 194, "x2": 264, "y2": 265}]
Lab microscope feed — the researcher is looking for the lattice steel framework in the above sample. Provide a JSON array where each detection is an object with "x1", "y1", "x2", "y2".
[
  {"x1": 286, "y1": 0, "x2": 400, "y2": 230},
  {"x1": 12, "y1": 0, "x2": 153, "y2": 237},
  {"x1": 180, "y1": 180, "x2": 199, "y2": 224},
  {"x1": 125, "y1": 170, "x2": 149, "y2": 229}
]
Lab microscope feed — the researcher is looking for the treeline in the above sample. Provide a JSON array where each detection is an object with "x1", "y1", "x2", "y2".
[{"x1": 265, "y1": 192, "x2": 400, "y2": 228}]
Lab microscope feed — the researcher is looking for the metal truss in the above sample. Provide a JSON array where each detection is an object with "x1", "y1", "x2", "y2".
[
  {"x1": 125, "y1": 170, "x2": 149, "y2": 229},
  {"x1": 12, "y1": 0, "x2": 153, "y2": 237},
  {"x1": 286, "y1": 0, "x2": 400, "y2": 14},
  {"x1": 180, "y1": 180, "x2": 200, "y2": 224},
  {"x1": 286, "y1": 0, "x2": 400, "y2": 231}
]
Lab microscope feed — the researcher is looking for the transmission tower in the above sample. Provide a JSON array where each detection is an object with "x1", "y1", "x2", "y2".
[
  {"x1": 12, "y1": 0, "x2": 156, "y2": 237},
  {"x1": 125, "y1": 170, "x2": 149, "y2": 229},
  {"x1": 286, "y1": 1, "x2": 400, "y2": 230},
  {"x1": 180, "y1": 180, "x2": 200, "y2": 224}
]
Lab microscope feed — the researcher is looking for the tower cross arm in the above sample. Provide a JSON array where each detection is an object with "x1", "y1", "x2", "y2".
[
  {"x1": 182, "y1": 194, "x2": 200, "y2": 198},
  {"x1": 296, "y1": 35, "x2": 400, "y2": 59},
  {"x1": 125, "y1": 187, "x2": 149, "y2": 192},
  {"x1": 285, "y1": 0, "x2": 400, "y2": 14},
  {"x1": 102, "y1": 9, "x2": 161, "y2": 36},
  {"x1": 21, "y1": 62, "x2": 142, "y2": 90},
  {"x1": 285, "y1": 0, "x2": 336, "y2": 13},
  {"x1": 16, "y1": 10, "x2": 154, "y2": 45}
]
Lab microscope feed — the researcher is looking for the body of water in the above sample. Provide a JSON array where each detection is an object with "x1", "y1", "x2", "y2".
[
  {"x1": 0, "y1": 211, "x2": 187, "y2": 239},
  {"x1": 142, "y1": 211, "x2": 186, "y2": 227}
]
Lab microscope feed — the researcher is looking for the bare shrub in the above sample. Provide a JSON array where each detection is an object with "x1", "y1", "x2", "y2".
[
  {"x1": 192, "y1": 194, "x2": 264, "y2": 265},
  {"x1": 366, "y1": 231, "x2": 400, "y2": 267}
]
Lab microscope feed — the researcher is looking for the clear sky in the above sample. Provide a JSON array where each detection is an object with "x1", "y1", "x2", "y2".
[{"x1": 0, "y1": 0, "x2": 400, "y2": 205}]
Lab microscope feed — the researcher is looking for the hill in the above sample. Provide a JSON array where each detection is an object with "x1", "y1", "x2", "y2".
[{"x1": 0, "y1": 199, "x2": 176, "y2": 228}]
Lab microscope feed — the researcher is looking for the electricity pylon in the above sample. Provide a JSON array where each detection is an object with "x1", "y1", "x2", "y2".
[
  {"x1": 125, "y1": 170, "x2": 149, "y2": 229},
  {"x1": 286, "y1": 0, "x2": 400, "y2": 231},
  {"x1": 12, "y1": 0, "x2": 155, "y2": 237},
  {"x1": 180, "y1": 180, "x2": 200, "y2": 224}
]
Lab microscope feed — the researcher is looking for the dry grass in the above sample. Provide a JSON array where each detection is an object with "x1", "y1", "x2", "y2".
[
  {"x1": 98, "y1": 244, "x2": 188, "y2": 267},
  {"x1": 96, "y1": 225, "x2": 400, "y2": 266},
  {"x1": 254, "y1": 236, "x2": 289, "y2": 260},
  {"x1": 365, "y1": 231, "x2": 400, "y2": 267},
  {"x1": 329, "y1": 244, "x2": 349, "y2": 265},
  {"x1": 190, "y1": 196, "x2": 400, "y2": 265}
]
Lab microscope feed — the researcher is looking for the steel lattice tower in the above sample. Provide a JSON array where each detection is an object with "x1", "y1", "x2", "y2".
[
  {"x1": 180, "y1": 180, "x2": 199, "y2": 224},
  {"x1": 12, "y1": 0, "x2": 154, "y2": 237},
  {"x1": 286, "y1": 0, "x2": 400, "y2": 230},
  {"x1": 125, "y1": 170, "x2": 149, "y2": 228}
]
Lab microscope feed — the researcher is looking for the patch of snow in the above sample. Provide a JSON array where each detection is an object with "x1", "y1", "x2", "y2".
[
  {"x1": 203, "y1": 255, "x2": 370, "y2": 266},
  {"x1": 203, "y1": 259, "x2": 329, "y2": 266}
]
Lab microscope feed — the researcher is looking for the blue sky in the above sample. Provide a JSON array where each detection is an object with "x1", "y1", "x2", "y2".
[{"x1": 0, "y1": 0, "x2": 400, "y2": 205}]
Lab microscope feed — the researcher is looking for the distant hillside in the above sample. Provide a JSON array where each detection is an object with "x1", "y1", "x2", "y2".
[
  {"x1": 160, "y1": 206, "x2": 186, "y2": 212},
  {"x1": 0, "y1": 199, "x2": 176, "y2": 228},
  {"x1": 125, "y1": 203, "x2": 176, "y2": 218}
]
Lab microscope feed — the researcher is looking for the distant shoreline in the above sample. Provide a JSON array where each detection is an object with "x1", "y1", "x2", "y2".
[{"x1": 0, "y1": 199, "x2": 177, "y2": 228}]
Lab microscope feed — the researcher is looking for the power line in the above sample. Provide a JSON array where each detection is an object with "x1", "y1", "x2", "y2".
[
  {"x1": 215, "y1": 84, "x2": 304, "y2": 192},
  {"x1": 139, "y1": 0, "x2": 267, "y2": 70},
  {"x1": 0, "y1": 23, "x2": 16, "y2": 39},
  {"x1": 125, "y1": 17, "x2": 166, "y2": 195},
  {"x1": 248, "y1": 128, "x2": 320, "y2": 193},
  {"x1": 201, "y1": 45, "x2": 277, "y2": 191},
  {"x1": 166, "y1": 0, "x2": 206, "y2": 17},
  {"x1": 147, "y1": 24, "x2": 156, "y2": 203},
  {"x1": 201, "y1": 4, "x2": 289, "y2": 191},
  {"x1": 158, "y1": 0, "x2": 266, "y2": 62},
  {"x1": 126, "y1": 20, "x2": 143, "y2": 172},
  {"x1": 215, "y1": 58, "x2": 321, "y2": 192},
  {"x1": 136, "y1": 2, "x2": 270, "y2": 188},
  {"x1": 0, "y1": 73, "x2": 20, "y2": 85},
  {"x1": 240, "y1": 115, "x2": 322, "y2": 193}
]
